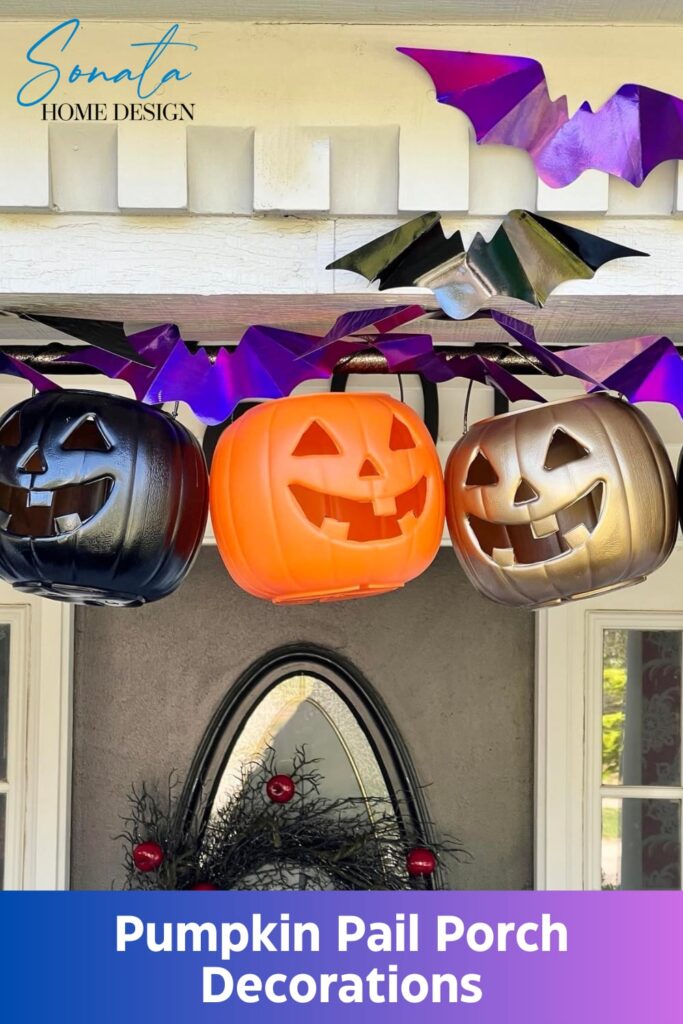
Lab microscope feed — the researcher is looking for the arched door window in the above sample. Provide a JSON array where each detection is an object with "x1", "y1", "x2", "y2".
[
  {"x1": 210, "y1": 672, "x2": 393, "y2": 814},
  {"x1": 180, "y1": 644, "x2": 432, "y2": 882}
]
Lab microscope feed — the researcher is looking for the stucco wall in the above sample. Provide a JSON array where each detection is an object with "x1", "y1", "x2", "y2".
[{"x1": 70, "y1": 546, "x2": 535, "y2": 890}]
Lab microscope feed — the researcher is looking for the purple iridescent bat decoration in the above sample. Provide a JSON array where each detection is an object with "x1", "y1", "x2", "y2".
[
  {"x1": 0, "y1": 352, "x2": 61, "y2": 393},
  {"x1": 491, "y1": 311, "x2": 683, "y2": 417},
  {"x1": 398, "y1": 47, "x2": 683, "y2": 188},
  {"x1": 7, "y1": 307, "x2": 683, "y2": 422},
  {"x1": 47, "y1": 306, "x2": 543, "y2": 421}
]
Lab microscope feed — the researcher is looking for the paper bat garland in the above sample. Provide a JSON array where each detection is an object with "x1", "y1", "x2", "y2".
[
  {"x1": 329, "y1": 210, "x2": 644, "y2": 320},
  {"x1": 399, "y1": 46, "x2": 683, "y2": 188}
]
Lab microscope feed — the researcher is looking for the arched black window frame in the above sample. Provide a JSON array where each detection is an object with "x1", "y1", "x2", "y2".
[{"x1": 177, "y1": 642, "x2": 440, "y2": 887}]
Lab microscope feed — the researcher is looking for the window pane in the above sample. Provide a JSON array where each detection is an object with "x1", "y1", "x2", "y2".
[
  {"x1": 602, "y1": 629, "x2": 681, "y2": 786},
  {"x1": 207, "y1": 672, "x2": 399, "y2": 890},
  {"x1": 0, "y1": 624, "x2": 10, "y2": 781},
  {"x1": 602, "y1": 797, "x2": 680, "y2": 890},
  {"x1": 0, "y1": 792, "x2": 5, "y2": 889},
  {"x1": 211, "y1": 673, "x2": 392, "y2": 815}
]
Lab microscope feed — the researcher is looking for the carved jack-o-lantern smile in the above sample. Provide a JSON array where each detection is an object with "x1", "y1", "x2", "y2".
[
  {"x1": 0, "y1": 477, "x2": 113, "y2": 538},
  {"x1": 210, "y1": 393, "x2": 445, "y2": 604},
  {"x1": 445, "y1": 395, "x2": 677, "y2": 608},
  {"x1": 465, "y1": 429, "x2": 605, "y2": 567},
  {"x1": 0, "y1": 410, "x2": 113, "y2": 538},
  {"x1": 0, "y1": 390, "x2": 208, "y2": 606},
  {"x1": 288, "y1": 417, "x2": 428, "y2": 542}
]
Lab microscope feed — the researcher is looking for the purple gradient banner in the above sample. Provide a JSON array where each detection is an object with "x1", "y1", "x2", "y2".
[{"x1": 0, "y1": 891, "x2": 680, "y2": 1021}]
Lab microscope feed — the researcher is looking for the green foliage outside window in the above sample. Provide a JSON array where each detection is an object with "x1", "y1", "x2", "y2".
[{"x1": 602, "y1": 630, "x2": 627, "y2": 784}]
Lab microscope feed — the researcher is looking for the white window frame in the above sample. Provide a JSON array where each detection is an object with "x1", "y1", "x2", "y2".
[
  {"x1": 536, "y1": 543, "x2": 683, "y2": 890},
  {"x1": 1, "y1": 587, "x2": 73, "y2": 889},
  {"x1": 0, "y1": 380, "x2": 74, "y2": 890}
]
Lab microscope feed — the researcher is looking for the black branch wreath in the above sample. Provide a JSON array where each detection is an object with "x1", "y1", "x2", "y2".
[{"x1": 117, "y1": 747, "x2": 469, "y2": 891}]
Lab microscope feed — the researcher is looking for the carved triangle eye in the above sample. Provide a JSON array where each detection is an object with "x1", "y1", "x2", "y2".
[
  {"x1": 0, "y1": 411, "x2": 21, "y2": 447},
  {"x1": 293, "y1": 420, "x2": 340, "y2": 456},
  {"x1": 544, "y1": 428, "x2": 589, "y2": 471},
  {"x1": 389, "y1": 415, "x2": 416, "y2": 451},
  {"x1": 466, "y1": 451, "x2": 498, "y2": 486},
  {"x1": 63, "y1": 415, "x2": 112, "y2": 453}
]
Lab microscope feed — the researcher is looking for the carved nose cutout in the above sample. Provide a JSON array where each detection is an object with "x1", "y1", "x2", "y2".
[
  {"x1": 20, "y1": 446, "x2": 47, "y2": 474},
  {"x1": 359, "y1": 457, "x2": 381, "y2": 478},
  {"x1": 514, "y1": 478, "x2": 539, "y2": 504}
]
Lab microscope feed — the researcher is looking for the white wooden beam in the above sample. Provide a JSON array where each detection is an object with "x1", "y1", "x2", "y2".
[
  {"x1": 0, "y1": 213, "x2": 676, "y2": 299},
  {"x1": 0, "y1": 214, "x2": 336, "y2": 294},
  {"x1": 4, "y1": 292, "x2": 683, "y2": 348}
]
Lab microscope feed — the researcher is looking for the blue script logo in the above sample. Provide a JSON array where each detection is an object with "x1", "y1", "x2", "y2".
[{"x1": 17, "y1": 18, "x2": 197, "y2": 107}]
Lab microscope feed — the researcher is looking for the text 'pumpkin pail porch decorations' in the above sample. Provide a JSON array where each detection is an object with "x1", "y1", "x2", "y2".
[
  {"x1": 210, "y1": 393, "x2": 445, "y2": 604},
  {"x1": 445, "y1": 395, "x2": 677, "y2": 608},
  {"x1": 0, "y1": 390, "x2": 208, "y2": 606}
]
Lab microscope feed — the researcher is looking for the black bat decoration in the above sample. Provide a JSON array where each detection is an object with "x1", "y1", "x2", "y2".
[
  {"x1": 328, "y1": 209, "x2": 646, "y2": 320},
  {"x1": 11, "y1": 313, "x2": 153, "y2": 365}
]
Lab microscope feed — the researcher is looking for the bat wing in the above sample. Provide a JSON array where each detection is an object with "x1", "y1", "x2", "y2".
[
  {"x1": 60, "y1": 308, "x2": 426, "y2": 424},
  {"x1": 562, "y1": 335, "x2": 683, "y2": 416},
  {"x1": 293, "y1": 326, "x2": 545, "y2": 404},
  {"x1": 0, "y1": 353, "x2": 61, "y2": 393},
  {"x1": 490, "y1": 310, "x2": 604, "y2": 388},
  {"x1": 13, "y1": 314, "x2": 153, "y2": 364},
  {"x1": 327, "y1": 213, "x2": 464, "y2": 289},
  {"x1": 539, "y1": 84, "x2": 683, "y2": 187},
  {"x1": 332, "y1": 209, "x2": 645, "y2": 319},
  {"x1": 491, "y1": 311, "x2": 683, "y2": 419},
  {"x1": 523, "y1": 211, "x2": 646, "y2": 272},
  {"x1": 499, "y1": 210, "x2": 646, "y2": 305},
  {"x1": 376, "y1": 335, "x2": 544, "y2": 404},
  {"x1": 54, "y1": 322, "x2": 182, "y2": 401},
  {"x1": 397, "y1": 47, "x2": 568, "y2": 153},
  {"x1": 399, "y1": 47, "x2": 683, "y2": 187}
]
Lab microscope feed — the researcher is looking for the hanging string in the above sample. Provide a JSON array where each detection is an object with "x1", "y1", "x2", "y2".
[
  {"x1": 462, "y1": 379, "x2": 474, "y2": 434},
  {"x1": 398, "y1": 373, "x2": 405, "y2": 404}
]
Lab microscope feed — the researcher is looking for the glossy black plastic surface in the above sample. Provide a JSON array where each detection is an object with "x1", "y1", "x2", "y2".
[{"x1": 0, "y1": 390, "x2": 208, "y2": 605}]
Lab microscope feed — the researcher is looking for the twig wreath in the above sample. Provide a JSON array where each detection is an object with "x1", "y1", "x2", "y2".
[{"x1": 118, "y1": 747, "x2": 468, "y2": 891}]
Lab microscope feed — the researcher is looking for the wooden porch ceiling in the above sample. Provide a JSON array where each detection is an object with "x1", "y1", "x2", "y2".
[{"x1": 2, "y1": 293, "x2": 683, "y2": 347}]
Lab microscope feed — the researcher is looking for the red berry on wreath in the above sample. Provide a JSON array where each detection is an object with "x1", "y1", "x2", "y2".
[
  {"x1": 266, "y1": 774, "x2": 295, "y2": 804},
  {"x1": 406, "y1": 847, "x2": 437, "y2": 877},
  {"x1": 192, "y1": 882, "x2": 218, "y2": 891},
  {"x1": 132, "y1": 841, "x2": 164, "y2": 873}
]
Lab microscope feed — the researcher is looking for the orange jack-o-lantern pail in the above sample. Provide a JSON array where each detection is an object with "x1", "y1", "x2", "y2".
[{"x1": 210, "y1": 393, "x2": 445, "y2": 604}]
